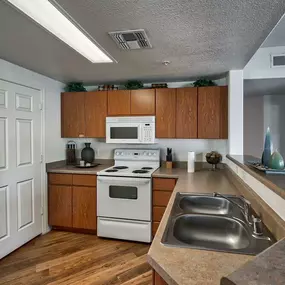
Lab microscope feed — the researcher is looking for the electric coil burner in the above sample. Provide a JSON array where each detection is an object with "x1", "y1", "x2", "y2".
[
  {"x1": 113, "y1": 166, "x2": 129, "y2": 170},
  {"x1": 105, "y1": 169, "x2": 118, "y2": 173},
  {"x1": 132, "y1": 170, "x2": 149, "y2": 174}
]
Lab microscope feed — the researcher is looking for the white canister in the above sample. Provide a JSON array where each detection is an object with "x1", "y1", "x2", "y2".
[{"x1": 188, "y1": 152, "x2": 195, "y2": 173}]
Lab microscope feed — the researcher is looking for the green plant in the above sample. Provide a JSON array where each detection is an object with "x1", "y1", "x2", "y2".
[
  {"x1": 193, "y1": 78, "x2": 217, "y2": 87},
  {"x1": 64, "y1": 82, "x2": 86, "y2": 92},
  {"x1": 124, "y1": 80, "x2": 143, "y2": 90}
]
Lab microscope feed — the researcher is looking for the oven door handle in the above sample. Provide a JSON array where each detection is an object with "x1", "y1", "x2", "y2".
[{"x1": 97, "y1": 177, "x2": 150, "y2": 185}]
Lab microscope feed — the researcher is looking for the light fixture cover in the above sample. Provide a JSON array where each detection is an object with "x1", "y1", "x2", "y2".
[{"x1": 7, "y1": 0, "x2": 113, "y2": 63}]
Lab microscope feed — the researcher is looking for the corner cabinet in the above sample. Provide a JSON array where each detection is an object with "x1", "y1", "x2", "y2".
[
  {"x1": 61, "y1": 92, "x2": 85, "y2": 138},
  {"x1": 198, "y1": 86, "x2": 228, "y2": 139},
  {"x1": 48, "y1": 173, "x2": 97, "y2": 231},
  {"x1": 61, "y1": 91, "x2": 107, "y2": 138}
]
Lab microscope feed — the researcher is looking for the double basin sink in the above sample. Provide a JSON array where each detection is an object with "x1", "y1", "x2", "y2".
[{"x1": 161, "y1": 193, "x2": 275, "y2": 255}]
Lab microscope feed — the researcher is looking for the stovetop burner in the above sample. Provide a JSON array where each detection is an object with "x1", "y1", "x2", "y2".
[
  {"x1": 141, "y1": 167, "x2": 153, "y2": 170},
  {"x1": 132, "y1": 170, "x2": 149, "y2": 174},
  {"x1": 113, "y1": 166, "x2": 129, "y2": 170},
  {"x1": 105, "y1": 169, "x2": 118, "y2": 173}
]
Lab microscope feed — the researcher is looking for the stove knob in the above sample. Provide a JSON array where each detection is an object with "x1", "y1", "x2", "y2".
[
  {"x1": 116, "y1": 152, "x2": 120, "y2": 155},
  {"x1": 148, "y1": 153, "x2": 152, "y2": 156},
  {"x1": 143, "y1": 152, "x2": 147, "y2": 156}
]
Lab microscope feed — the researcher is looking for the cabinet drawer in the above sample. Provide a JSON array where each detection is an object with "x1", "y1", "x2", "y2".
[
  {"x1": 153, "y1": 191, "x2": 172, "y2": 206},
  {"x1": 49, "y1": 173, "x2": 72, "y2": 185},
  {"x1": 153, "y1": 206, "x2": 166, "y2": 222},
  {"x1": 73, "y1": 174, "x2": 97, "y2": 187},
  {"x1": 153, "y1": 178, "x2": 176, "y2": 191},
  {"x1": 152, "y1": 222, "x2": 160, "y2": 237}
]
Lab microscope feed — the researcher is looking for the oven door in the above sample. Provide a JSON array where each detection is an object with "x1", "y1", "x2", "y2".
[
  {"x1": 97, "y1": 176, "x2": 151, "y2": 221},
  {"x1": 106, "y1": 122, "x2": 142, "y2": 144}
]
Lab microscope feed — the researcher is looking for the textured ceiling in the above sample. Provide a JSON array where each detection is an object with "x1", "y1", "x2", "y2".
[
  {"x1": 1, "y1": 0, "x2": 285, "y2": 84},
  {"x1": 244, "y1": 78, "x2": 285, "y2": 96},
  {"x1": 262, "y1": 15, "x2": 285, "y2": 48}
]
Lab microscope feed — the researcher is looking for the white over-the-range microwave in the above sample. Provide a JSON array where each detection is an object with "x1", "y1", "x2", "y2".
[{"x1": 106, "y1": 116, "x2": 155, "y2": 144}]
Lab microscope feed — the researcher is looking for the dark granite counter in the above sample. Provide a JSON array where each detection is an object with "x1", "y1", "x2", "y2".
[{"x1": 221, "y1": 238, "x2": 285, "y2": 285}]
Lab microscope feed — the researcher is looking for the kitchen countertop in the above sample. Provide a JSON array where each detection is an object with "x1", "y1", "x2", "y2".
[
  {"x1": 227, "y1": 154, "x2": 285, "y2": 199},
  {"x1": 221, "y1": 238, "x2": 285, "y2": 285},
  {"x1": 148, "y1": 167, "x2": 253, "y2": 285},
  {"x1": 46, "y1": 163, "x2": 111, "y2": 174}
]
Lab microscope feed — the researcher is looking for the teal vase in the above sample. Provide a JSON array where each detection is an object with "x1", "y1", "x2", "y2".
[
  {"x1": 261, "y1": 127, "x2": 272, "y2": 167},
  {"x1": 269, "y1": 151, "x2": 284, "y2": 170}
]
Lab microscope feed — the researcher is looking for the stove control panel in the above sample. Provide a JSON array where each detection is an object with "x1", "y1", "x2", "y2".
[{"x1": 114, "y1": 149, "x2": 160, "y2": 161}]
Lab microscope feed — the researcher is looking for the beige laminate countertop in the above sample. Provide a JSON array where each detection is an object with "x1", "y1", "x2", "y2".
[
  {"x1": 148, "y1": 167, "x2": 253, "y2": 285},
  {"x1": 47, "y1": 164, "x2": 111, "y2": 174}
]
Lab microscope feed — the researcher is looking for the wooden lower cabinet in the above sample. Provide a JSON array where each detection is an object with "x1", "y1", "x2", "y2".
[
  {"x1": 153, "y1": 270, "x2": 168, "y2": 285},
  {"x1": 72, "y1": 186, "x2": 97, "y2": 230},
  {"x1": 48, "y1": 185, "x2": 72, "y2": 227},
  {"x1": 152, "y1": 178, "x2": 176, "y2": 237},
  {"x1": 48, "y1": 173, "x2": 97, "y2": 231}
]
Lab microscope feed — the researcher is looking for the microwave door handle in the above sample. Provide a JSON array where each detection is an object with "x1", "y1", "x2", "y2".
[{"x1": 139, "y1": 125, "x2": 143, "y2": 142}]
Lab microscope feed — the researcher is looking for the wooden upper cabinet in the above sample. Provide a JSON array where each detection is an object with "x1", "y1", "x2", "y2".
[
  {"x1": 130, "y1": 89, "x2": 155, "y2": 115},
  {"x1": 176, "y1": 88, "x2": 198, "y2": 138},
  {"x1": 61, "y1": 92, "x2": 85, "y2": 138},
  {"x1": 108, "y1": 90, "x2": 131, "y2": 116},
  {"x1": 198, "y1": 86, "x2": 228, "y2": 139},
  {"x1": 85, "y1": 91, "x2": 107, "y2": 138},
  {"x1": 155, "y1": 89, "x2": 176, "y2": 138}
]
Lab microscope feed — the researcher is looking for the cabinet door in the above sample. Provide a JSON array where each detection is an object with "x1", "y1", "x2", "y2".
[
  {"x1": 85, "y1": 91, "x2": 107, "y2": 138},
  {"x1": 131, "y1": 89, "x2": 155, "y2": 115},
  {"x1": 153, "y1": 270, "x2": 168, "y2": 285},
  {"x1": 156, "y1": 89, "x2": 176, "y2": 138},
  {"x1": 176, "y1": 88, "x2": 198, "y2": 138},
  {"x1": 108, "y1": 90, "x2": 131, "y2": 115},
  {"x1": 72, "y1": 186, "x2": 97, "y2": 230},
  {"x1": 198, "y1": 86, "x2": 228, "y2": 139},
  {"x1": 48, "y1": 185, "x2": 72, "y2": 227},
  {"x1": 61, "y1": 92, "x2": 85, "y2": 138}
]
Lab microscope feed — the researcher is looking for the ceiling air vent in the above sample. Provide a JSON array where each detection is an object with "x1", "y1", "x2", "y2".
[
  {"x1": 108, "y1": 29, "x2": 152, "y2": 50},
  {"x1": 271, "y1": 54, "x2": 285, "y2": 68}
]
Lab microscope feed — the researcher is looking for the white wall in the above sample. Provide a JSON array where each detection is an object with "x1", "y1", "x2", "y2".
[
  {"x1": 243, "y1": 93, "x2": 285, "y2": 159},
  {"x1": 264, "y1": 94, "x2": 285, "y2": 158},
  {"x1": 69, "y1": 138, "x2": 228, "y2": 162},
  {"x1": 244, "y1": 46, "x2": 285, "y2": 80},
  {"x1": 0, "y1": 59, "x2": 65, "y2": 163},
  {"x1": 228, "y1": 70, "x2": 244, "y2": 155},
  {"x1": 243, "y1": 96, "x2": 264, "y2": 158}
]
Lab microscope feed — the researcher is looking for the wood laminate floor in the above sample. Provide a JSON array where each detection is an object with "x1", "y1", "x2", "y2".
[{"x1": 0, "y1": 231, "x2": 152, "y2": 285}]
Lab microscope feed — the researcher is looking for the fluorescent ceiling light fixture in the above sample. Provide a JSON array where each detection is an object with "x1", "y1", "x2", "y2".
[{"x1": 7, "y1": 0, "x2": 113, "y2": 63}]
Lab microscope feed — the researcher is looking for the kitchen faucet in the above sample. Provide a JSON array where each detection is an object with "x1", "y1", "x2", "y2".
[{"x1": 213, "y1": 192, "x2": 253, "y2": 225}]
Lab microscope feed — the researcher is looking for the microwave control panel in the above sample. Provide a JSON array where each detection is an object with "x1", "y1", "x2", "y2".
[{"x1": 142, "y1": 123, "x2": 154, "y2": 142}]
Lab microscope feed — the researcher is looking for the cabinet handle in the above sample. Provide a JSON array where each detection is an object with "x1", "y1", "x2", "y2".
[{"x1": 78, "y1": 134, "x2": 85, "y2": 138}]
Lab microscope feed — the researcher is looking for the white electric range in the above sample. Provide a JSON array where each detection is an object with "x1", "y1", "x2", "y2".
[{"x1": 97, "y1": 149, "x2": 160, "y2": 243}]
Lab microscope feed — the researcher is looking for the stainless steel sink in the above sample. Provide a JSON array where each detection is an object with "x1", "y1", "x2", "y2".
[
  {"x1": 179, "y1": 196, "x2": 233, "y2": 215},
  {"x1": 161, "y1": 193, "x2": 275, "y2": 255}
]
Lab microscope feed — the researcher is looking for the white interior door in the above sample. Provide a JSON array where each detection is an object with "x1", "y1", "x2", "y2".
[{"x1": 0, "y1": 79, "x2": 42, "y2": 259}]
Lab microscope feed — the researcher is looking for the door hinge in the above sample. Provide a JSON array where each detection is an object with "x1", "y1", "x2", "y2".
[
  {"x1": 41, "y1": 206, "x2": 44, "y2": 215},
  {"x1": 39, "y1": 102, "x2": 43, "y2": 110},
  {"x1": 40, "y1": 154, "x2": 43, "y2": 163}
]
